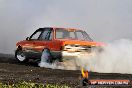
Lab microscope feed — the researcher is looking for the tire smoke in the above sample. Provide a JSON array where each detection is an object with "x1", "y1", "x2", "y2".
[
  {"x1": 39, "y1": 39, "x2": 132, "y2": 74},
  {"x1": 38, "y1": 59, "x2": 79, "y2": 70},
  {"x1": 78, "y1": 39, "x2": 132, "y2": 74},
  {"x1": 38, "y1": 49, "x2": 78, "y2": 70}
]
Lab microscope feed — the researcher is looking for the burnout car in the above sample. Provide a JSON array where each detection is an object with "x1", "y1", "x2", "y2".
[{"x1": 15, "y1": 27, "x2": 103, "y2": 63}]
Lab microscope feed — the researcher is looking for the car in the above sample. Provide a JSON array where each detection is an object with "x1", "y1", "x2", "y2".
[{"x1": 15, "y1": 27, "x2": 103, "y2": 63}]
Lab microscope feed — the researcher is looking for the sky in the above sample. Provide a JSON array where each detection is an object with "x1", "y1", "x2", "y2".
[{"x1": 0, "y1": 0, "x2": 132, "y2": 54}]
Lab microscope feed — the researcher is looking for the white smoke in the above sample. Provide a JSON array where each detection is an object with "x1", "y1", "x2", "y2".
[
  {"x1": 79, "y1": 39, "x2": 132, "y2": 74},
  {"x1": 39, "y1": 61, "x2": 64, "y2": 70},
  {"x1": 38, "y1": 59, "x2": 79, "y2": 70},
  {"x1": 39, "y1": 39, "x2": 132, "y2": 74},
  {"x1": 1, "y1": 0, "x2": 132, "y2": 54}
]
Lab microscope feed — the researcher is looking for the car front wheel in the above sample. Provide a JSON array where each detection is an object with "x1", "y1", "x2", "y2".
[{"x1": 15, "y1": 50, "x2": 28, "y2": 63}]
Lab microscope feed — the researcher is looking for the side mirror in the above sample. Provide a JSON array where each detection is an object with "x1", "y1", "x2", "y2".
[{"x1": 26, "y1": 37, "x2": 30, "y2": 41}]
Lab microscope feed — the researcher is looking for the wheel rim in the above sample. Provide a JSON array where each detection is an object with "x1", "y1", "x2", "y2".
[{"x1": 17, "y1": 51, "x2": 26, "y2": 61}]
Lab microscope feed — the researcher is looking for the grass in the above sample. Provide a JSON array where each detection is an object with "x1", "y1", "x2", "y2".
[{"x1": 0, "y1": 81, "x2": 70, "y2": 88}]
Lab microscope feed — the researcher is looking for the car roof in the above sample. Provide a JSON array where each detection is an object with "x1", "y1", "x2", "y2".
[{"x1": 37, "y1": 27, "x2": 82, "y2": 31}]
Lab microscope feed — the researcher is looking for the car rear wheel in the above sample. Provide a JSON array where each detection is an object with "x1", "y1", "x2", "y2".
[
  {"x1": 15, "y1": 50, "x2": 28, "y2": 63},
  {"x1": 40, "y1": 48, "x2": 52, "y2": 63}
]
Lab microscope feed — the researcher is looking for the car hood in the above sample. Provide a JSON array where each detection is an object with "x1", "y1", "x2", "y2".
[{"x1": 16, "y1": 40, "x2": 28, "y2": 46}]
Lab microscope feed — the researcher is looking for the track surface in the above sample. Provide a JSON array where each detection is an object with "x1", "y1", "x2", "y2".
[{"x1": 0, "y1": 54, "x2": 132, "y2": 88}]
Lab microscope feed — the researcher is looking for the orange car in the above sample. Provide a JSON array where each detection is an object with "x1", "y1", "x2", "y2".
[{"x1": 15, "y1": 27, "x2": 103, "y2": 63}]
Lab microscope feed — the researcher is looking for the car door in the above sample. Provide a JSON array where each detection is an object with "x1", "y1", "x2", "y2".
[
  {"x1": 25, "y1": 29, "x2": 43, "y2": 58},
  {"x1": 33, "y1": 28, "x2": 54, "y2": 52}
]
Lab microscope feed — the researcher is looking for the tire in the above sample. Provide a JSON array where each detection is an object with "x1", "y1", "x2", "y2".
[
  {"x1": 15, "y1": 49, "x2": 29, "y2": 63},
  {"x1": 40, "y1": 48, "x2": 52, "y2": 63}
]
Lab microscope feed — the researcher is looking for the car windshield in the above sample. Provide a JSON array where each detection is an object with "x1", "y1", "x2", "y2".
[{"x1": 56, "y1": 28, "x2": 93, "y2": 41}]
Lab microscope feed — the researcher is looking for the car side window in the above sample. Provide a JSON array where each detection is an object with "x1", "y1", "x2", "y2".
[
  {"x1": 30, "y1": 30, "x2": 42, "y2": 40},
  {"x1": 39, "y1": 28, "x2": 53, "y2": 40}
]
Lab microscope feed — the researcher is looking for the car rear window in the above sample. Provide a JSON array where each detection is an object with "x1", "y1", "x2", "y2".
[{"x1": 56, "y1": 28, "x2": 93, "y2": 41}]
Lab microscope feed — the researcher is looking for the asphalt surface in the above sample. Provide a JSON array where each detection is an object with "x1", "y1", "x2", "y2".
[{"x1": 0, "y1": 53, "x2": 132, "y2": 88}]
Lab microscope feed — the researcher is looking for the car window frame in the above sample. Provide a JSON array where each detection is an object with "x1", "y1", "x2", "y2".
[{"x1": 29, "y1": 29, "x2": 43, "y2": 40}]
